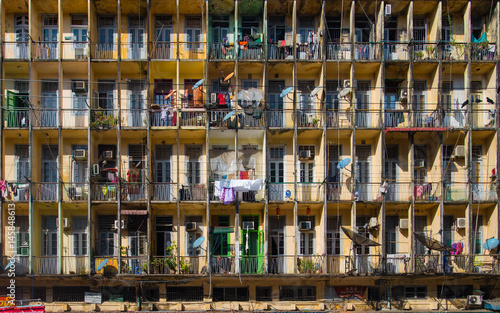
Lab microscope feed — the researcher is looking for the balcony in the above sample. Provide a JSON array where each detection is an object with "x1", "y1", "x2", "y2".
[
  {"x1": 208, "y1": 109, "x2": 232, "y2": 128},
  {"x1": 63, "y1": 183, "x2": 89, "y2": 201},
  {"x1": 34, "y1": 256, "x2": 58, "y2": 274},
  {"x1": 150, "y1": 107, "x2": 177, "y2": 127},
  {"x1": 441, "y1": 42, "x2": 468, "y2": 61},
  {"x1": 0, "y1": 256, "x2": 29, "y2": 275},
  {"x1": 62, "y1": 42, "x2": 88, "y2": 60},
  {"x1": 33, "y1": 182, "x2": 58, "y2": 201},
  {"x1": 384, "y1": 42, "x2": 409, "y2": 61},
  {"x1": 90, "y1": 109, "x2": 118, "y2": 129},
  {"x1": 210, "y1": 256, "x2": 236, "y2": 274},
  {"x1": 179, "y1": 42, "x2": 205, "y2": 59},
  {"x1": 297, "y1": 43, "x2": 322, "y2": 60},
  {"x1": 384, "y1": 182, "x2": 412, "y2": 202},
  {"x1": 470, "y1": 43, "x2": 496, "y2": 61},
  {"x1": 3, "y1": 41, "x2": 29, "y2": 59},
  {"x1": 267, "y1": 109, "x2": 294, "y2": 128},
  {"x1": 413, "y1": 43, "x2": 439, "y2": 61},
  {"x1": 238, "y1": 42, "x2": 264, "y2": 60},
  {"x1": 209, "y1": 182, "x2": 259, "y2": 202},
  {"x1": 62, "y1": 109, "x2": 88, "y2": 128},
  {"x1": 442, "y1": 109, "x2": 467, "y2": 128},
  {"x1": 414, "y1": 254, "x2": 440, "y2": 274},
  {"x1": 121, "y1": 256, "x2": 148, "y2": 274},
  {"x1": 268, "y1": 42, "x2": 294, "y2": 60},
  {"x1": 384, "y1": 110, "x2": 410, "y2": 128},
  {"x1": 151, "y1": 182, "x2": 177, "y2": 201},
  {"x1": 5, "y1": 108, "x2": 29, "y2": 128},
  {"x1": 326, "y1": 110, "x2": 352, "y2": 128},
  {"x1": 33, "y1": 42, "x2": 58, "y2": 60},
  {"x1": 240, "y1": 256, "x2": 264, "y2": 274},
  {"x1": 414, "y1": 182, "x2": 440, "y2": 201},
  {"x1": 296, "y1": 183, "x2": 323, "y2": 202},
  {"x1": 210, "y1": 43, "x2": 236, "y2": 60},
  {"x1": 345, "y1": 255, "x2": 382, "y2": 275},
  {"x1": 356, "y1": 183, "x2": 384, "y2": 202},
  {"x1": 150, "y1": 42, "x2": 174, "y2": 60},
  {"x1": 62, "y1": 256, "x2": 89, "y2": 275},
  {"x1": 121, "y1": 183, "x2": 147, "y2": 201},
  {"x1": 354, "y1": 43, "x2": 380, "y2": 60},
  {"x1": 91, "y1": 43, "x2": 117, "y2": 59},
  {"x1": 411, "y1": 110, "x2": 441, "y2": 127},
  {"x1": 180, "y1": 109, "x2": 206, "y2": 127},
  {"x1": 121, "y1": 109, "x2": 147, "y2": 128},
  {"x1": 326, "y1": 256, "x2": 347, "y2": 274},
  {"x1": 240, "y1": 110, "x2": 264, "y2": 128},
  {"x1": 298, "y1": 255, "x2": 324, "y2": 274},
  {"x1": 267, "y1": 255, "x2": 295, "y2": 274},
  {"x1": 444, "y1": 182, "x2": 468, "y2": 201},
  {"x1": 268, "y1": 183, "x2": 294, "y2": 202},
  {"x1": 180, "y1": 184, "x2": 206, "y2": 201},
  {"x1": 326, "y1": 43, "x2": 351, "y2": 60},
  {"x1": 355, "y1": 109, "x2": 381, "y2": 128},
  {"x1": 326, "y1": 183, "x2": 352, "y2": 201},
  {"x1": 297, "y1": 110, "x2": 322, "y2": 128},
  {"x1": 91, "y1": 183, "x2": 117, "y2": 201},
  {"x1": 472, "y1": 183, "x2": 497, "y2": 202},
  {"x1": 33, "y1": 108, "x2": 58, "y2": 128},
  {"x1": 7, "y1": 181, "x2": 30, "y2": 201},
  {"x1": 383, "y1": 255, "x2": 410, "y2": 274},
  {"x1": 471, "y1": 109, "x2": 495, "y2": 128},
  {"x1": 121, "y1": 43, "x2": 146, "y2": 60}
]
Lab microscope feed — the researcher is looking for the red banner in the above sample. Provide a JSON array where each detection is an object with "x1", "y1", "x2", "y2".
[
  {"x1": 0, "y1": 298, "x2": 14, "y2": 307},
  {"x1": 0, "y1": 306, "x2": 44, "y2": 313},
  {"x1": 334, "y1": 286, "x2": 367, "y2": 300}
]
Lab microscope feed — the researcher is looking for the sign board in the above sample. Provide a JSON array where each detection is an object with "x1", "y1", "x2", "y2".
[
  {"x1": 84, "y1": 292, "x2": 102, "y2": 304},
  {"x1": 334, "y1": 286, "x2": 367, "y2": 300}
]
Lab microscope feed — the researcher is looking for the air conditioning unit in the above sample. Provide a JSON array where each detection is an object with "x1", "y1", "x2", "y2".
[
  {"x1": 74, "y1": 81, "x2": 86, "y2": 92},
  {"x1": 385, "y1": 4, "x2": 392, "y2": 16},
  {"x1": 299, "y1": 150, "x2": 312, "y2": 159},
  {"x1": 453, "y1": 145, "x2": 466, "y2": 158},
  {"x1": 93, "y1": 164, "x2": 100, "y2": 175},
  {"x1": 456, "y1": 217, "x2": 467, "y2": 229},
  {"x1": 210, "y1": 93, "x2": 217, "y2": 104},
  {"x1": 343, "y1": 79, "x2": 351, "y2": 88},
  {"x1": 414, "y1": 159, "x2": 425, "y2": 168},
  {"x1": 400, "y1": 90, "x2": 408, "y2": 99},
  {"x1": 399, "y1": 218, "x2": 409, "y2": 229},
  {"x1": 467, "y1": 295, "x2": 483, "y2": 306},
  {"x1": 56, "y1": 218, "x2": 70, "y2": 229},
  {"x1": 242, "y1": 221, "x2": 255, "y2": 230},
  {"x1": 114, "y1": 219, "x2": 127, "y2": 230},
  {"x1": 299, "y1": 221, "x2": 312, "y2": 230},
  {"x1": 369, "y1": 217, "x2": 378, "y2": 228},
  {"x1": 104, "y1": 150, "x2": 114, "y2": 159},
  {"x1": 74, "y1": 149, "x2": 87, "y2": 160},
  {"x1": 186, "y1": 222, "x2": 197, "y2": 231}
]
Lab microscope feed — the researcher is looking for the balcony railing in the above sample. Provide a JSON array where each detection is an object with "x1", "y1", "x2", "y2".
[
  {"x1": 150, "y1": 42, "x2": 174, "y2": 60},
  {"x1": 268, "y1": 255, "x2": 296, "y2": 274},
  {"x1": 121, "y1": 109, "x2": 147, "y2": 128},
  {"x1": 444, "y1": 182, "x2": 468, "y2": 201},
  {"x1": 150, "y1": 107, "x2": 177, "y2": 127},
  {"x1": 355, "y1": 183, "x2": 384, "y2": 202},
  {"x1": 384, "y1": 42, "x2": 409, "y2": 61},
  {"x1": 267, "y1": 109, "x2": 294, "y2": 128},
  {"x1": 414, "y1": 254, "x2": 441, "y2": 274},
  {"x1": 442, "y1": 109, "x2": 467, "y2": 127},
  {"x1": 297, "y1": 43, "x2": 322, "y2": 60},
  {"x1": 91, "y1": 43, "x2": 117, "y2": 59},
  {"x1": 471, "y1": 109, "x2": 495, "y2": 128},
  {"x1": 5, "y1": 109, "x2": 29, "y2": 128},
  {"x1": 210, "y1": 43, "x2": 236, "y2": 60},
  {"x1": 208, "y1": 109, "x2": 232, "y2": 128},
  {"x1": 90, "y1": 109, "x2": 118, "y2": 129},
  {"x1": 326, "y1": 256, "x2": 347, "y2": 274},
  {"x1": 62, "y1": 256, "x2": 89, "y2": 275},
  {"x1": 296, "y1": 183, "x2": 323, "y2": 201},
  {"x1": 180, "y1": 109, "x2": 206, "y2": 127},
  {"x1": 34, "y1": 256, "x2": 58, "y2": 274},
  {"x1": 92, "y1": 183, "x2": 118, "y2": 201},
  {"x1": 240, "y1": 110, "x2": 264, "y2": 128},
  {"x1": 180, "y1": 184, "x2": 206, "y2": 201},
  {"x1": 268, "y1": 183, "x2": 294, "y2": 202},
  {"x1": 355, "y1": 43, "x2": 379, "y2": 60},
  {"x1": 33, "y1": 108, "x2": 58, "y2": 128},
  {"x1": 326, "y1": 110, "x2": 352, "y2": 128},
  {"x1": 355, "y1": 109, "x2": 381, "y2": 128},
  {"x1": 180, "y1": 256, "x2": 204, "y2": 274},
  {"x1": 470, "y1": 43, "x2": 496, "y2": 61},
  {"x1": 345, "y1": 255, "x2": 382, "y2": 275},
  {"x1": 384, "y1": 182, "x2": 412, "y2": 202},
  {"x1": 33, "y1": 42, "x2": 58, "y2": 59},
  {"x1": 472, "y1": 183, "x2": 497, "y2": 202},
  {"x1": 384, "y1": 110, "x2": 410, "y2": 127},
  {"x1": 151, "y1": 182, "x2": 177, "y2": 201},
  {"x1": 414, "y1": 182, "x2": 441, "y2": 201},
  {"x1": 0, "y1": 256, "x2": 29, "y2": 275},
  {"x1": 326, "y1": 43, "x2": 351, "y2": 60},
  {"x1": 413, "y1": 43, "x2": 438, "y2": 60},
  {"x1": 297, "y1": 110, "x2": 322, "y2": 128},
  {"x1": 62, "y1": 42, "x2": 88, "y2": 60},
  {"x1": 211, "y1": 256, "x2": 236, "y2": 274},
  {"x1": 383, "y1": 255, "x2": 410, "y2": 274},
  {"x1": 62, "y1": 109, "x2": 88, "y2": 128},
  {"x1": 121, "y1": 43, "x2": 147, "y2": 60},
  {"x1": 239, "y1": 42, "x2": 264, "y2": 60},
  {"x1": 7, "y1": 181, "x2": 30, "y2": 201},
  {"x1": 179, "y1": 42, "x2": 205, "y2": 59},
  {"x1": 240, "y1": 256, "x2": 264, "y2": 274},
  {"x1": 121, "y1": 256, "x2": 148, "y2": 274},
  {"x1": 3, "y1": 41, "x2": 29, "y2": 59},
  {"x1": 268, "y1": 42, "x2": 294, "y2": 60},
  {"x1": 33, "y1": 182, "x2": 58, "y2": 201},
  {"x1": 121, "y1": 183, "x2": 147, "y2": 201},
  {"x1": 441, "y1": 42, "x2": 468, "y2": 61},
  {"x1": 298, "y1": 255, "x2": 324, "y2": 274},
  {"x1": 63, "y1": 183, "x2": 89, "y2": 201},
  {"x1": 326, "y1": 183, "x2": 352, "y2": 201},
  {"x1": 412, "y1": 110, "x2": 441, "y2": 127}
]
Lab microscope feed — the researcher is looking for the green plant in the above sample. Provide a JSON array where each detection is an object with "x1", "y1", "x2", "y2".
[
  {"x1": 312, "y1": 117, "x2": 320, "y2": 126},
  {"x1": 79, "y1": 266, "x2": 88, "y2": 275},
  {"x1": 142, "y1": 262, "x2": 148, "y2": 273},
  {"x1": 298, "y1": 259, "x2": 316, "y2": 273},
  {"x1": 426, "y1": 45, "x2": 436, "y2": 58},
  {"x1": 414, "y1": 51, "x2": 424, "y2": 59},
  {"x1": 119, "y1": 246, "x2": 127, "y2": 256},
  {"x1": 165, "y1": 242, "x2": 178, "y2": 272},
  {"x1": 151, "y1": 258, "x2": 164, "y2": 274},
  {"x1": 179, "y1": 257, "x2": 192, "y2": 274},
  {"x1": 90, "y1": 111, "x2": 118, "y2": 128}
]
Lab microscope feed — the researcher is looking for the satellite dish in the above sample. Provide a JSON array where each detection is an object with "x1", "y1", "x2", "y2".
[
  {"x1": 193, "y1": 79, "x2": 205, "y2": 90},
  {"x1": 96, "y1": 259, "x2": 108, "y2": 271},
  {"x1": 224, "y1": 72, "x2": 235, "y2": 82},
  {"x1": 310, "y1": 86, "x2": 322, "y2": 97},
  {"x1": 483, "y1": 237, "x2": 499, "y2": 250},
  {"x1": 223, "y1": 110, "x2": 236, "y2": 121},
  {"x1": 285, "y1": 190, "x2": 291, "y2": 198},
  {"x1": 164, "y1": 90, "x2": 176, "y2": 100},
  {"x1": 337, "y1": 158, "x2": 351, "y2": 169},
  {"x1": 193, "y1": 236, "x2": 205, "y2": 249},
  {"x1": 280, "y1": 87, "x2": 293, "y2": 98},
  {"x1": 3, "y1": 259, "x2": 15, "y2": 270},
  {"x1": 339, "y1": 87, "x2": 351, "y2": 98}
]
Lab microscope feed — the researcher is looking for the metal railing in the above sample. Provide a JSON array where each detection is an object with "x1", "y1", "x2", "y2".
[
  {"x1": 63, "y1": 183, "x2": 89, "y2": 201},
  {"x1": 121, "y1": 256, "x2": 148, "y2": 274},
  {"x1": 210, "y1": 43, "x2": 236, "y2": 60},
  {"x1": 3, "y1": 41, "x2": 29, "y2": 59},
  {"x1": 4, "y1": 109, "x2": 29, "y2": 128},
  {"x1": 33, "y1": 182, "x2": 58, "y2": 201},
  {"x1": 326, "y1": 255, "x2": 346, "y2": 274},
  {"x1": 34, "y1": 256, "x2": 58, "y2": 274},
  {"x1": 239, "y1": 42, "x2": 264, "y2": 60},
  {"x1": 7, "y1": 181, "x2": 30, "y2": 201},
  {"x1": 384, "y1": 110, "x2": 410, "y2": 127},
  {"x1": 472, "y1": 183, "x2": 497, "y2": 202},
  {"x1": 267, "y1": 109, "x2": 294, "y2": 128},
  {"x1": 268, "y1": 183, "x2": 294, "y2": 202},
  {"x1": 384, "y1": 42, "x2": 409, "y2": 61},
  {"x1": 240, "y1": 110, "x2": 264, "y2": 128},
  {"x1": 240, "y1": 256, "x2": 264, "y2": 274},
  {"x1": 180, "y1": 184, "x2": 207, "y2": 201},
  {"x1": 412, "y1": 109, "x2": 441, "y2": 127},
  {"x1": 442, "y1": 109, "x2": 467, "y2": 127},
  {"x1": 208, "y1": 109, "x2": 232, "y2": 128},
  {"x1": 33, "y1": 42, "x2": 58, "y2": 59},
  {"x1": 210, "y1": 256, "x2": 236, "y2": 274},
  {"x1": 180, "y1": 110, "x2": 206, "y2": 127},
  {"x1": 355, "y1": 109, "x2": 381, "y2": 128},
  {"x1": 297, "y1": 43, "x2": 322, "y2": 60},
  {"x1": 90, "y1": 109, "x2": 118, "y2": 129},
  {"x1": 120, "y1": 43, "x2": 147, "y2": 60},
  {"x1": 443, "y1": 182, "x2": 468, "y2": 201},
  {"x1": 384, "y1": 182, "x2": 412, "y2": 202},
  {"x1": 326, "y1": 110, "x2": 352, "y2": 128},
  {"x1": 297, "y1": 110, "x2": 323, "y2": 128},
  {"x1": 150, "y1": 42, "x2": 174, "y2": 60},
  {"x1": 62, "y1": 109, "x2": 88, "y2": 128},
  {"x1": 414, "y1": 182, "x2": 441, "y2": 201},
  {"x1": 355, "y1": 43, "x2": 380, "y2": 60},
  {"x1": 345, "y1": 255, "x2": 382, "y2": 275},
  {"x1": 296, "y1": 183, "x2": 323, "y2": 201},
  {"x1": 179, "y1": 42, "x2": 205, "y2": 59},
  {"x1": 91, "y1": 43, "x2": 117, "y2": 59},
  {"x1": 33, "y1": 108, "x2": 58, "y2": 127},
  {"x1": 326, "y1": 43, "x2": 351, "y2": 60},
  {"x1": 151, "y1": 182, "x2": 177, "y2": 201},
  {"x1": 150, "y1": 256, "x2": 175, "y2": 274},
  {"x1": 0, "y1": 256, "x2": 29, "y2": 275},
  {"x1": 121, "y1": 109, "x2": 147, "y2": 128},
  {"x1": 298, "y1": 255, "x2": 324, "y2": 274},
  {"x1": 441, "y1": 42, "x2": 468, "y2": 61},
  {"x1": 326, "y1": 183, "x2": 352, "y2": 201},
  {"x1": 414, "y1": 254, "x2": 440, "y2": 274},
  {"x1": 268, "y1": 42, "x2": 294, "y2": 60},
  {"x1": 268, "y1": 255, "x2": 293, "y2": 274},
  {"x1": 355, "y1": 183, "x2": 384, "y2": 202},
  {"x1": 383, "y1": 255, "x2": 410, "y2": 274},
  {"x1": 413, "y1": 43, "x2": 439, "y2": 60},
  {"x1": 179, "y1": 256, "x2": 204, "y2": 274},
  {"x1": 62, "y1": 256, "x2": 89, "y2": 275},
  {"x1": 62, "y1": 42, "x2": 88, "y2": 60},
  {"x1": 150, "y1": 108, "x2": 177, "y2": 127},
  {"x1": 471, "y1": 109, "x2": 496, "y2": 128},
  {"x1": 121, "y1": 183, "x2": 147, "y2": 201},
  {"x1": 470, "y1": 43, "x2": 496, "y2": 61},
  {"x1": 91, "y1": 183, "x2": 118, "y2": 201}
]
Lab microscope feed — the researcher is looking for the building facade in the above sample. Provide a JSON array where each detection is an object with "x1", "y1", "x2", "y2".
[{"x1": 0, "y1": 0, "x2": 499, "y2": 311}]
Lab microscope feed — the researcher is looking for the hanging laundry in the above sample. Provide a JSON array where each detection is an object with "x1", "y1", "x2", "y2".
[
  {"x1": 218, "y1": 93, "x2": 226, "y2": 106},
  {"x1": 11, "y1": 184, "x2": 17, "y2": 197},
  {"x1": 161, "y1": 107, "x2": 169, "y2": 120},
  {"x1": 223, "y1": 187, "x2": 235, "y2": 205}
]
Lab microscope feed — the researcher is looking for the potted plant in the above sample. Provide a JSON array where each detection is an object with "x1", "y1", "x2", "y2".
[
  {"x1": 414, "y1": 50, "x2": 424, "y2": 60},
  {"x1": 151, "y1": 259, "x2": 163, "y2": 274},
  {"x1": 312, "y1": 117, "x2": 320, "y2": 127},
  {"x1": 165, "y1": 242, "x2": 178, "y2": 273},
  {"x1": 141, "y1": 262, "x2": 148, "y2": 274},
  {"x1": 179, "y1": 257, "x2": 192, "y2": 274}
]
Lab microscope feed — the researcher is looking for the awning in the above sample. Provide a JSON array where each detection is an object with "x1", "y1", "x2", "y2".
[
  {"x1": 341, "y1": 227, "x2": 380, "y2": 247},
  {"x1": 211, "y1": 227, "x2": 234, "y2": 234},
  {"x1": 121, "y1": 210, "x2": 147, "y2": 215},
  {"x1": 414, "y1": 232, "x2": 455, "y2": 252}
]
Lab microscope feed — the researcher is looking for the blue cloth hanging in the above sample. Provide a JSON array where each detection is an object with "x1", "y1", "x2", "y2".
[{"x1": 472, "y1": 32, "x2": 487, "y2": 43}]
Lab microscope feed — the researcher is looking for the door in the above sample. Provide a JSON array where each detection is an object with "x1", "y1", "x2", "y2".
[
  {"x1": 384, "y1": 93, "x2": 398, "y2": 127},
  {"x1": 268, "y1": 93, "x2": 284, "y2": 127},
  {"x1": 42, "y1": 21, "x2": 58, "y2": 59},
  {"x1": 156, "y1": 27, "x2": 172, "y2": 59},
  {"x1": 42, "y1": 216, "x2": 58, "y2": 256},
  {"x1": 154, "y1": 145, "x2": 172, "y2": 201},
  {"x1": 15, "y1": 15, "x2": 29, "y2": 58},
  {"x1": 15, "y1": 145, "x2": 30, "y2": 201},
  {"x1": 326, "y1": 92, "x2": 339, "y2": 127},
  {"x1": 471, "y1": 145, "x2": 483, "y2": 199},
  {"x1": 98, "y1": 81, "x2": 115, "y2": 117},
  {"x1": 413, "y1": 17, "x2": 426, "y2": 53},
  {"x1": 98, "y1": 16, "x2": 115, "y2": 58},
  {"x1": 384, "y1": 145, "x2": 398, "y2": 200},
  {"x1": 355, "y1": 81, "x2": 371, "y2": 127},
  {"x1": 72, "y1": 27, "x2": 88, "y2": 58},
  {"x1": 356, "y1": 145, "x2": 371, "y2": 201},
  {"x1": 41, "y1": 81, "x2": 58, "y2": 127},
  {"x1": 355, "y1": 216, "x2": 372, "y2": 274},
  {"x1": 41, "y1": 145, "x2": 58, "y2": 201},
  {"x1": 129, "y1": 81, "x2": 146, "y2": 127},
  {"x1": 413, "y1": 81, "x2": 427, "y2": 126},
  {"x1": 129, "y1": 18, "x2": 145, "y2": 59},
  {"x1": 269, "y1": 147, "x2": 285, "y2": 201},
  {"x1": 269, "y1": 216, "x2": 285, "y2": 274}
]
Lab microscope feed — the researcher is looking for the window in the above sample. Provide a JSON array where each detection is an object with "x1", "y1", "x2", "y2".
[
  {"x1": 71, "y1": 15, "x2": 88, "y2": 47},
  {"x1": 385, "y1": 216, "x2": 398, "y2": 254},
  {"x1": 166, "y1": 287, "x2": 203, "y2": 301},
  {"x1": 355, "y1": 145, "x2": 371, "y2": 186},
  {"x1": 185, "y1": 16, "x2": 202, "y2": 49},
  {"x1": 186, "y1": 145, "x2": 202, "y2": 185},
  {"x1": 186, "y1": 216, "x2": 203, "y2": 256},
  {"x1": 72, "y1": 217, "x2": 88, "y2": 256},
  {"x1": 437, "y1": 285, "x2": 473, "y2": 299},
  {"x1": 72, "y1": 145, "x2": 88, "y2": 184},
  {"x1": 326, "y1": 80, "x2": 340, "y2": 111},
  {"x1": 15, "y1": 144, "x2": 29, "y2": 183},
  {"x1": 154, "y1": 79, "x2": 174, "y2": 104},
  {"x1": 212, "y1": 15, "x2": 230, "y2": 43},
  {"x1": 100, "y1": 287, "x2": 135, "y2": 302},
  {"x1": 144, "y1": 288, "x2": 159, "y2": 302},
  {"x1": 240, "y1": 15, "x2": 260, "y2": 37},
  {"x1": 53, "y1": 286, "x2": 89, "y2": 302},
  {"x1": 327, "y1": 145, "x2": 341, "y2": 181},
  {"x1": 256, "y1": 286, "x2": 272, "y2": 301},
  {"x1": 72, "y1": 81, "x2": 88, "y2": 115},
  {"x1": 442, "y1": 16, "x2": 451, "y2": 42},
  {"x1": 213, "y1": 287, "x2": 249, "y2": 301},
  {"x1": 15, "y1": 216, "x2": 29, "y2": 256},
  {"x1": 128, "y1": 216, "x2": 147, "y2": 256},
  {"x1": 268, "y1": 16, "x2": 285, "y2": 42},
  {"x1": 297, "y1": 16, "x2": 315, "y2": 44},
  {"x1": 97, "y1": 80, "x2": 115, "y2": 109},
  {"x1": 156, "y1": 216, "x2": 173, "y2": 256},
  {"x1": 299, "y1": 146, "x2": 315, "y2": 183},
  {"x1": 413, "y1": 16, "x2": 427, "y2": 50},
  {"x1": 326, "y1": 17, "x2": 341, "y2": 42},
  {"x1": 279, "y1": 286, "x2": 316, "y2": 301},
  {"x1": 98, "y1": 16, "x2": 115, "y2": 44},
  {"x1": 42, "y1": 216, "x2": 58, "y2": 256},
  {"x1": 472, "y1": 215, "x2": 483, "y2": 254},
  {"x1": 298, "y1": 216, "x2": 315, "y2": 255},
  {"x1": 327, "y1": 216, "x2": 341, "y2": 255}
]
